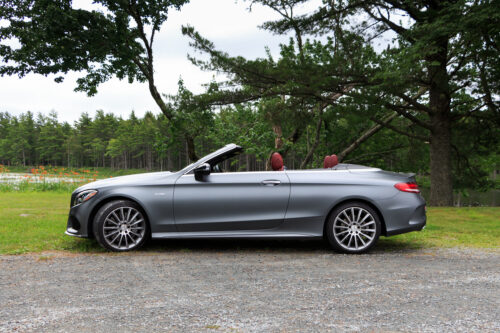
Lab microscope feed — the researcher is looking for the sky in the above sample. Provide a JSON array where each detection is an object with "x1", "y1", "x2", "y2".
[{"x1": 0, "y1": 0, "x2": 324, "y2": 123}]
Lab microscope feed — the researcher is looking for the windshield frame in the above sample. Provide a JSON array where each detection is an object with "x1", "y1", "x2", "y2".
[{"x1": 179, "y1": 144, "x2": 243, "y2": 175}]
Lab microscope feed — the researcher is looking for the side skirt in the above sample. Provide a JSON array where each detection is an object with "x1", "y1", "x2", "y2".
[{"x1": 152, "y1": 231, "x2": 322, "y2": 239}]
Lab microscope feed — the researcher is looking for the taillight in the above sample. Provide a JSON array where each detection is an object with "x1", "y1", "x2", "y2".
[{"x1": 394, "y1": 182, "x2": 420, "y2": 193}]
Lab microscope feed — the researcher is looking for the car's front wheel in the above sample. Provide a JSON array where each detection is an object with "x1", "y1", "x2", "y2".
[
  {"x1": 93, "y1": 200, "x2": 149, "y2": 252},
  {"x1": 326, "y1": 202, "x2": 381, "y2": 254}
]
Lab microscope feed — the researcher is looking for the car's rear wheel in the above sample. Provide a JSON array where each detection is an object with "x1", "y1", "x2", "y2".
[
  {"x1": 326, "y1": 202, "x2": 381, "y2": 254},
  {"x1": 93, "y1": 200, "x2": 149, "y2": 252}
]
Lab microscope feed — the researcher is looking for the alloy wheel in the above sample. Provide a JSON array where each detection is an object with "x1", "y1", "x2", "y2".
[
  {"x1": 102, "y1": 207, "x2": 146, "y2": 250},
  {"x1": 333, "y1": 207, "x2": 377, "y2": 251}
]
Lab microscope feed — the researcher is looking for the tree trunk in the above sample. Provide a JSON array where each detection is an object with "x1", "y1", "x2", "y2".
[
  {"x1": 272, "y1": 123, "x2": 283, "y2": 150},
  {"x1": 185, "y1": 135, "x2": 198, "y2": 162},
  {"x1": 300, "y1": 113, "x2": 323, "y2": 168},
  {"x1": 428, "y1": 40, "x2": 453, "y2": 206},
  {"x1": 429, "y1": 112, "x2": 453, "y2": 206}
]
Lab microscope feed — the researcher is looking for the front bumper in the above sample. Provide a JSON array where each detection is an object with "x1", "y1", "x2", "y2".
[{"x1": 65, "y1": 193, "x2": 95, "y2": 238}]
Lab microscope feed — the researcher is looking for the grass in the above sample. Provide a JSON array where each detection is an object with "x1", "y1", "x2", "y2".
[
  {"x1": 378, "y1": 207, "x2": 500, "y2": 249},
  {"x1": 0, "y1": 192, "x2": 498, "y2": 255},
  {"x1": 0, "y1": 192, "x2": 103, "y2": 254}
]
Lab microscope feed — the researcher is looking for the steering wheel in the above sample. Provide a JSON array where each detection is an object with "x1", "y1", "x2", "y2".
[{"x1": 212, "y1": 164, "x2": 222, "y2": 173}]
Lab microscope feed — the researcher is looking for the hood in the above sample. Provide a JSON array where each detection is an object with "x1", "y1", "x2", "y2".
[{"x1": 75, "y1": 171, "x2": 173, "y2": 192}]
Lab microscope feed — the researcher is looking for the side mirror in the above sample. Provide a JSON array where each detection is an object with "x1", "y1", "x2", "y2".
[{"x1": 194, "y1": 162, "x2": 211, "y2": 181}]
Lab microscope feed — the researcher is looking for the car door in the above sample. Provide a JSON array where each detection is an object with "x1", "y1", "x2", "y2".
[{"x1": 173, "y1": 171, "x2": 291, "y2": 232}]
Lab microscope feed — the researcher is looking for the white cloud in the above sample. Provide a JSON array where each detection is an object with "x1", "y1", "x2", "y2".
[{"x1": 1, "y1": 0, "x2": 321, "y2": 123}]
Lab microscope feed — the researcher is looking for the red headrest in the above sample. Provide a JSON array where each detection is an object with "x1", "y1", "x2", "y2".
[
  {"x1": 330, "y1": 154, "x2": 338, "y2": 167},
  {"x1": 271, "y1": 152, "x2": 284, "y2": 171},
  {"x1": 324, "y1": 154, "x2": 339, "y2": 168},
  {"x1": 323, "y1": 155, "x2": 333, "y2": 168}
]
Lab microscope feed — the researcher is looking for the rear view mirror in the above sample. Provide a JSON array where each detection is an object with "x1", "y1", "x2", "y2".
[{"x1": 194, "y1": 163, "x2": 211, "y2": 181}]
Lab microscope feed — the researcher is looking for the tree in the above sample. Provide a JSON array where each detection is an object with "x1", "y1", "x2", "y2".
[
  {"x1": 278, "y1": 0, "x2": 499, "y2": 205},
  {"x1": 36, "y1": 111, "x2": 66, "y2": 165},
  {"x1": 182, "y1": 0, "x2": 391, "y2": 168},
  {"x1": 183, "y1": 0, "x2": 499, "y2": 205},
  {"x1": 0, "y1": 0, "x2": 200, "y2": 159}
]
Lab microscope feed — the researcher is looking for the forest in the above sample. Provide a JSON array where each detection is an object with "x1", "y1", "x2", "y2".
[{"x1": 0, "y1": 0, "x2": 499, "y2": 206}]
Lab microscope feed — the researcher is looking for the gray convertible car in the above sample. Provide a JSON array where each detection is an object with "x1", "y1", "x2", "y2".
[{"x1": 66, "y1": 143, "x2": 426, "y2": 253}]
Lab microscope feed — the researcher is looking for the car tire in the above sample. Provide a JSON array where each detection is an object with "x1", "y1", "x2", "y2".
[
  {"x1": 93, "y1": 200, "x2": 150, "y2": 252},
  {"x1": 326, "y1": 201, "x2": 381, "y2": 254}
]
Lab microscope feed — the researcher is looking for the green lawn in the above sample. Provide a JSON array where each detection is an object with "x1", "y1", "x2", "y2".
[{"x1": 0, "y1": 192, "x2": 498, "y2": 254}]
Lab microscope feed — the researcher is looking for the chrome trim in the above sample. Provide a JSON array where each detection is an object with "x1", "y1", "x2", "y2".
[{"x1": 65, "y1": 229, "x2": 85, "y2": 238}]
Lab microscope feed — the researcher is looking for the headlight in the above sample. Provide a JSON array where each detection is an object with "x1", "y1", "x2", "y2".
[{"x1": 73, "y1": 190, "x2": 98, "y2": 207}]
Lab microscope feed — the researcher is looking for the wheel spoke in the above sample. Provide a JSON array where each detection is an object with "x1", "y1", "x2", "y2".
[
  {"x1": 357, "y1": 208, "x2": 363, "y2": 222},
  {"x1": 111, "y1": 212, "x2": 121, "y2": 222},
  {"x1": 335, "y1": 225, "x2": 349, "y2": 229},
  {"x1": 110, "y1": 233, "x2": 120, "y2": 244},
  {"x1": 336, "y1": 217, "x2": 350, "y2": 226},
  {"x1": 105, "y1": 218, "x2": 119, "y2": 225},
  {"x1": 126, "y1": 208, "x2": 131, "y2": 222},
  {"x1": 359, "y1": 231, "x2": 374, "y2": 240},
  {"x1": 340, "y1": 233, "x2": 350, "y2": 243},
  {"x1": 361, "y1": 220, "x2": 375, "y2": 227},
  {"x1": 130, "y1": 231, "x2": 141, "y2": 238},
  {"x1": 130, "y1": 212, "x2": 139, "y2": 222},
  {"x1": 359, "y1": 212, "x2": 370, "y2": 223},
  {"x1": 342, "y1": 211, "x2": 352, "y2": 223},
  {"x1": 347, "y1": 235, "x2": 353, "y2": 247},
  {"x1": 105, "y1": 230, "x2": 119, "y2": 237},
  {"x1": 130, "y1": 219, "x2": 143, "y2": 226}
]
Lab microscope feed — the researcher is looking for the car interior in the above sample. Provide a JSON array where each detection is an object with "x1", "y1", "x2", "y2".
[{"x1": 208, "y1": 146, "x2": 339, "y2": 173}]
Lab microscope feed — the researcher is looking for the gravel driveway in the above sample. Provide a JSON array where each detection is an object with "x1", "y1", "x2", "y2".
[{"x1": 1, "y1": 240, "x2": 499, "y2": 332}]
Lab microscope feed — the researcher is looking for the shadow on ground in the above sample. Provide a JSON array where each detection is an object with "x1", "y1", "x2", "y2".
[{"x1": 70, "y1": 236, "x2": 424, "y2": 255}]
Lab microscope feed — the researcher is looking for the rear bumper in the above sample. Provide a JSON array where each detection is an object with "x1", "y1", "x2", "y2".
[
  {"x1": 379, "y1": 193, "x2": 427, "y2": 236},
  {"x1": 386, "y1": 219, "x2": 426, "y2": 236}
]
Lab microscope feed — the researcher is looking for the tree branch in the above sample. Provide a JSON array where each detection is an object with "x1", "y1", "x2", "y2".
[
  {"x1": 395, "y1": 92, "x2": 434, "y2": 114},
  {"x1": 369, "y1": 115, "x2": 430, "y2": 141},
  {"x1": 384, "y1": 103, "x2": 433, "y2": 130},
  {"x1": 337, "y1": 112, "x2": 398, "y2": 162}
]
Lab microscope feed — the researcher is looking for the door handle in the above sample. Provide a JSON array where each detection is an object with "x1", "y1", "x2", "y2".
[{"x1": 261, "y1": 180, "x2": 281, "y2": 186}]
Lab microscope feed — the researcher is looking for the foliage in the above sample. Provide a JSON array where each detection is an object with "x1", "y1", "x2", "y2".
[
  {"x1": 1, "y1": 108, "x2": 498, "y2": 193},
  {"x1": 0, "y1": 0, "x2": 188, "y2": 96}
]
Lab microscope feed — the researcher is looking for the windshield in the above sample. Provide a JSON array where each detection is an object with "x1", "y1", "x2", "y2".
[{"x1": 178, "y1": 144, "x2": 242, "y2": 174}]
